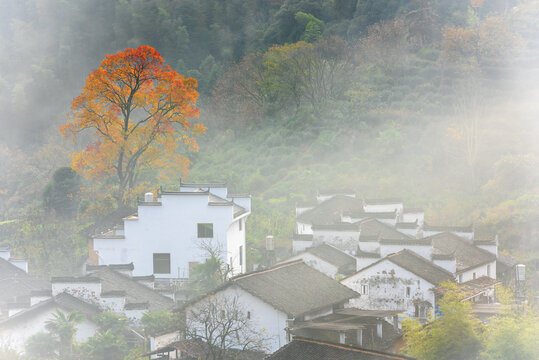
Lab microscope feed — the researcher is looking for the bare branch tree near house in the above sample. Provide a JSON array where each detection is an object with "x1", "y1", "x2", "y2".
[{"x1": 184, "y1": 295, "x2": 269, "y2": 360}]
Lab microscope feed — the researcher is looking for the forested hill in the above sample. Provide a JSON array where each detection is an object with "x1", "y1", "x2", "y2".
[{"x1": 0, "y1": 0, "x2": 538, "y2": 275}]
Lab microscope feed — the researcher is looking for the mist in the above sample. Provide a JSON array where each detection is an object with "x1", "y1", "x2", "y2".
[{"x1": 0, "y1": 0, "x2": 537, "y2": 358}]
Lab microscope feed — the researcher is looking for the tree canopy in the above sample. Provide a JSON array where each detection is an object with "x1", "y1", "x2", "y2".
[{"x1": 61, "y1": 45, "x2": 204, "y2": 206}]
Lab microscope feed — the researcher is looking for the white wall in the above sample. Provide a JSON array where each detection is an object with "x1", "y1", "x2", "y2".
[
  {"x1": 433, "y1": 259, "x2": 456, "y2": 274},
  {"x1": 379, "y1": 244, "x2": 432, "y2": 259},
  {"x1": 358, "y1": 240, "x2": 380, "y2": 253},
  {"x1": 458, "y1": 261, "x2": 496, "y2": 282},
  {"x1": 284, "y1": 253, "x2": 339, "y2": 278},
  {"x1": 186, "y1": 285, "x2": 288, "y2": 354},
  {"x1": 402, "y1": 212, "x2": 424, "y2": 225},
  {"x1": 296, "y1": 222, "x2": 313, "y2": 235},
  {"x1": 95, "y1": 191, "x2": 247, "y2": 278},
  {"x1": 296, "y1": 207, "x2": 314, "y2": 216},
  {"x1": 342, "y1": 260, "x2": 436, "y2": 319},
  {"x1": 292, "y1": 240, "x2": 313, "y2": 254},
  {"x1": 0, "y1": 307, "x2": 97, "y2": 354},
  {"x1": 51, "y1": 282, "x2": 101, "y2": 303},
  {"x1": 476, "y1": 244, "x2": 497, "y2": 256},
  {"x1": 226, "y1": 216, "x2": 247, "y2": 275},
  {"x1": 363, "y1": 203, "x2": 403, "y2": 214}
]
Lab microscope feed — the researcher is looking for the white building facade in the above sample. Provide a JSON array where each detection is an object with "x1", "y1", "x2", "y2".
[{"x1": 92, "y1": 183, "x2": 251, "y2": 278}]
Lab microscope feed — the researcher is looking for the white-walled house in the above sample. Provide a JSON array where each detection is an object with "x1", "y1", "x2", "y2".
[
  {"x1": 92, "y1": 182, "x2": 251, "y2": 278},
  {"x1": 280, "y1": 244, "x2": 356, "y2": 278},
  {"x1": 181, "y1": 260, "x2": 358, "y2": 354},
  {"x1": 342, "y1": 250, "x2": 454, "y2": 320},
  {"x1": 0, "y1": 250, "x2": 49, "y2": 319},
  {"x1": 0, "y1": 293, "x2": 100, "y2": 354},
  {"x1": 429, "y1": 232, "x2": 497, "y2": 283}
]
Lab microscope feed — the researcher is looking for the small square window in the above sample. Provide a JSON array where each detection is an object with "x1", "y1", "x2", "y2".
[
  {"x1": 197, "y1": 223, "x2": 213, "y2": 238},
  {"x1": 153, "y1": 253, "x2": 170, "y2": 274}
]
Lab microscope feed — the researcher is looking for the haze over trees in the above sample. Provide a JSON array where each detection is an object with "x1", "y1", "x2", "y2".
[{"x1": 0, "y1": 0, "x2": 537, "y2": 284}]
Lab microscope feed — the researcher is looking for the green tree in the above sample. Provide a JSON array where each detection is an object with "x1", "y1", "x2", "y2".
[
  {"x1": 42, "y1": 167, "x2": 81, "y2": 217},
  {"x1": 481, "y1": 286, "x2": 539, "y2": 360},
  {"x1": 25, "y1": 332, "x2": 57, "y2": 359},
  {"x1": 45, "y1": 310, "x2": 85, "y2": 360},
  {"x1": 141, "y1": 311, "x2": 182, "y2": 337},
  {"x1": 402, "y1": 281, "x2": 483, "y2": 360}
]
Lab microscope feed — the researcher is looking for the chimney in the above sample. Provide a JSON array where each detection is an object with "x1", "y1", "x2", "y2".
[
  {"x1": 144, "y1": 192, "x2": 154, "y2": 202},
  {"x1": 266, "y1": 236, "x2": 275, "y2": 251}
]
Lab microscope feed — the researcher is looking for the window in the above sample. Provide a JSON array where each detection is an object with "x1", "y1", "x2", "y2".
[
  {"x1": 153, "y1": 253, "x2": 170, "y2": 274},
  {"x1": 247, "y1": 311, "x2": 251, "y2": 319},
  {"x1": 239, "y1": 245, "x2": 243, "y2": 266},
  {"x1": 406, "y1": 286, "x2": 411, "y2": 297},
  {"x1": 197, "y1": 223, "x2": 213, "y2": 238},
  {"x1": 360, "y1": 284, "x2": 369, "y2": 295},
  {"x1": 473, "y1": 272, "x2": 476, "y2": 280}
]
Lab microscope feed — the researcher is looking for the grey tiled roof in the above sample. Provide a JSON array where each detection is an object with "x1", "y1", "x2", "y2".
[
  {"x1": 0, "y1": 292, "x2": 101, "y2": 326},
  {"x1": 231, "y1": 261, "x2": 359, "y2": 317},
  {"x1": 387, "y1": 250, "x2": 453, "y2": 285},
  {"x1": 423, "y1": 223, "x2": 473, "y2": 233},
  {"x1": 267, "y1": 338, "x2": 415, "y2": 359},
  {"x1": 86, "y1": 267, "x2": 174, "y2": 311},
  {"x1": 297, "y1": 195, "x2": 364, "y2": 225},
  {"x1": 358, "y1": 219, "x2": 411, "y2": 241},
  {"x1": 429, "y1": 232, "x2": 496, "y2": 272},
  {"x1": 307, "y1": 244, "x2": 356, "y2": 269},
  {"x1": 0, "y1": 258, "x2": 49, "y2": 312}
]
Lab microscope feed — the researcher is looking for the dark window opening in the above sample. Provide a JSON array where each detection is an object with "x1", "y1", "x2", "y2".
[
  {"x1": 247, "y1": 311, "x2": 251, "y2": 319},
  {"x1": 197, "y1": 223, "x2": 213, "y2": 238},
  {"x1": 153, "y1": 253, "x2": 171, "y2": 274},
  {"x1": 239, "y1": 245, "x2": 243, "y2": 266},
  {"x1": 406, "y1": 286, "x2": 411, "y2": 297}
]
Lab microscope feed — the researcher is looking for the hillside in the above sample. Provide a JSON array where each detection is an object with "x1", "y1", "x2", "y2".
[{"x1": 0, "y1": 0, "x2": 537, "y2": 275}]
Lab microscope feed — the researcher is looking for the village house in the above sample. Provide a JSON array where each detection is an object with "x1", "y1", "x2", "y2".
[
  {"x1": 289, "y1": 308, "x2": 402, "y2": 353},
  {"x1": 0, "y1": 247, "x2": 49, "y2": 319},
  {"x1": 178, "y1": 260, "x2": 359, "y2": 354},
  {"x1": 0, "y1": 263, "x2": 174, "y2": 354},
  {"x1": 91, "y1": 182, "x2": 251, "y2": 279},
  {"x1": 341, "y1": 250, "x2": 454, "y2": 321},
  {"x1": 0, "y1": 292, "x2": 101, "y2": 354},
  {"x1": 282, "y1": 243, "x2": 357, "y2": 278}
]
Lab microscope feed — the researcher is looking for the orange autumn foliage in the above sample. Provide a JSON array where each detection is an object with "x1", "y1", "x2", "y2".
[{"x1": 61, "y1": 46, "x2": 204, "y2": 204}]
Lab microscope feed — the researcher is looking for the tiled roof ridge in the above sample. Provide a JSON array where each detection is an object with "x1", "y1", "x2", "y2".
[
  {"x1": 363, "y1": 198, "x2": 403, "y2": 205},
  {"x1": 100, "y1": 267, "x2": 174, "y2": 303},
  {"x1": 179, "y1": 180, "x2": 227, "y2": 187},
  {"x1": 291, "y1": 337, "x2": 414, "y2": 359},
  {"x1": 389, "y1": 249, "x2": 454, "y2": 277},
  {"x1": 0, "y1": 257, "x2": 27, "y2": 275},
  {"x1": 432, "y1": 232, "x2": 497, "y2": 259},
  {"x1": 232, "y1": 260, "x2": 304, "y2": 282}
]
